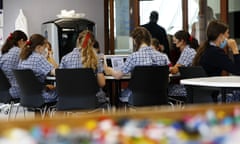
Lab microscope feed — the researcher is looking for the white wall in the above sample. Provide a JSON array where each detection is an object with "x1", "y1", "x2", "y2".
[{"x1": 3, "y1": 0, "x2": 105, "y2": 50}]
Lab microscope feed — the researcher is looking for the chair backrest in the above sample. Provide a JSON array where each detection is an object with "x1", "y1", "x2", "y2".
[
  {"x1": 179, "y1": 66, "x2": 209, "y2": 103},
  {"x1": 179, "y1": 66, "x2": 207, "y2": 79},
  {"x1": 13, "y1": 69, "x2": 45, "y2": 108},
  {"x1": 0, "y1": 69, "x2": 12, "y2": 103},
  {"x1": 128, "y1": 65, "x2": 169, "y2": 107},
  {"x1": 55, "y1": 68, "x2": 99, "y2": 110}
]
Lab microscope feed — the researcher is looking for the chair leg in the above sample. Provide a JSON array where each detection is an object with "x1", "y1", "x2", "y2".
[
  {"x1": 7, "y1": 101, "x2": 14, "y2": 121},
  {"x1": 23, "y1": 107, "x2": 27, "y2": 119},
  {"x1": 14, "y1": 103, "x2": 20, "y2": 119},
  {"x1": 47, "y1": 106, "x2": 56, "y2": 118},
  {"x1": 39, "y1": 106, "x2": 48, "y2": 119}
]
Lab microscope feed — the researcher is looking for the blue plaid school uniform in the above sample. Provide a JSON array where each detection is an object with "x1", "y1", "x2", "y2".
[
  {"x1": 168, "y1": 46, "x2": 196, "y2": 97},
  {"x1": 60, "y1": 48, "x2": 104, "y2": 73},
  {"x1": 120, "y1": 46, "x2": 169, "y2": 102},
  {"x1": 60, "y1": 48, "x2": 107, "y2": 104},
  {"x1": 0, "y1": 47, "x2": 21, "y2": 98},
  {"x1": 121, "y1": 46, "x2": 169, "y2": 74},
  {"x1": 18, "y1": 52, "x2": 57, "y2": 103}
]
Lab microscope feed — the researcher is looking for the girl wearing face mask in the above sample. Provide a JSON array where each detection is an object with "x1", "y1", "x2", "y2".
[
  {"x1": 18, "y1": 34, "x2": 57, "y2": 103},
  {"x1": 193, "y1": 20, "x2": 240, "y2": 76},
  {"x1": 192, "y1": 20, "x2": 240, "y2": 103},
  {"x1": 45, "y1": 41, "x2": 58, "y2": 69},
  {"x1": 168, "y1": 30, "x2": 199, "y2": 98},
  {"x1": 170, "y1": 30, "x2": 199, "y2": 74}
]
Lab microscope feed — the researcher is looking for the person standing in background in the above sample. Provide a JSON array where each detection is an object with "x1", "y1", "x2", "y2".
[
  {"x1": 0, "y1": 30, "x2": 27, "y2": 99},
  {"x1": 191, "y1": 6, "x2": 216, "y2": 43},
  {"x1": 142, "y1": 11, "x2": 170, "y2": 57}
]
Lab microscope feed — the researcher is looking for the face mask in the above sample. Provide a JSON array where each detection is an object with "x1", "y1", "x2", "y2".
[
  {"x1": 43, "y1": 48, "x2": 48, "y2": 57},
  {"x1": 219, "y1": 39, "x2": 227, "y2": 49}
]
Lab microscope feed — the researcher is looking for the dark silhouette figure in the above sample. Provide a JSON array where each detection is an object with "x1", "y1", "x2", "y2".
[{"x1": 142, "y1": 11, "x2": 170, "y2": 57}]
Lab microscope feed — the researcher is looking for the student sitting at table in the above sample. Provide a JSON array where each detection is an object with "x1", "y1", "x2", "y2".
[
  {"x1": 18, "y1": 34, "x2": 57, "y2": 103},
  {"x1": 192, "y1": 20, "x2": 240, "y2": 102},
  {"x1": 0, "y1": 30, "x2": 28, "y2": 99},
  {"x1": 105, "y1": 26, "x2": 169, "y2": 104},
  {"x1": 59, "y1": 30, "x2": 109, "y2": 106},
  {"x1": 151, "y1": 38, "x2": 171, "y2": 66},
  {"x1": 45, "y1": 41, "x2": 58, "y2": 69},
  {"x1": 168, "y1": 30, "x2": 199, "y2": 98}
]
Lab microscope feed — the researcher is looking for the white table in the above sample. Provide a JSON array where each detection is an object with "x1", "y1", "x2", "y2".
[{"x1": 180, "y1": 76, "x2": 240, "y2": 102}]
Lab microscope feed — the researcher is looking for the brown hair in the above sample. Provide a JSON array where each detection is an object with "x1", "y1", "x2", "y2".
[
  {"x1": 151, "y1": 38, "x2": 161, "y2": 51},
  {"x1": 77, "y1": 30, "x2": 98, "y2": 70},
  {"x1": 130, "y1": 27, "x2": 151, "y2": 51},
  {"x1": 1, "y1": 30, "x2": 27, "y2": 54},
  {"x1": 192, "y1": 20, "x2": 228, "y2": 66},
  {"x1": 46, "y1": 41, "x2": 52, "y2": 51},
  {"x1": 20, "y1": 34, "x2": 47, "y2": 60}
]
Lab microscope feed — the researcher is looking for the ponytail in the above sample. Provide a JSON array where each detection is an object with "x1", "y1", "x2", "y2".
[
  {"x1": 1, "y1": 30, "x2": 27, "y2": 54},
  {"x1": 78, "y1": 30, "x2": 98, "y2": 70},
  {"x1": 192, "y1": 41, "x2": 209, "y2": 66}
]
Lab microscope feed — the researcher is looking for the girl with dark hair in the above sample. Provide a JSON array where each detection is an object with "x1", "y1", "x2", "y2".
[
  {"x1": 170, "y1": 30, "x2": 198, "y2": 74},
  {"x1": 0, "y1": 30, "x2": 27, "y2": 99},
  {"x1": 192, "y1": 20, "x2": 240, "y2": 102},
  {"x1": 105, "y1": 26, "x2": 169, "y2": 103},
  {"x1": 193, "y1": 20, "x2": 240, "y2": 76},
  {"x1": 168, "y1": 30, "x2": 198, "y2": 97},
  {"x1": 18, "y1": 34, "x2": 57, "y2": 103}
]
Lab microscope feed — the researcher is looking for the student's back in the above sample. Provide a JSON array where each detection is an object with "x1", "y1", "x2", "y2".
[{"x1": 0, "y1": 30, "x2": 27, "y2": 99}]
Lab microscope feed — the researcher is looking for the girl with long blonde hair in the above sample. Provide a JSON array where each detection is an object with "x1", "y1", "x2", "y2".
[{"x1": 60, "y1": 30, "x2": 107, "y2": 105}]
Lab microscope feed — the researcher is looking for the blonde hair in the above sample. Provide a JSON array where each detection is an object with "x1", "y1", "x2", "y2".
[{"x1": 77, "y1": 30, "x2": 98, "y2": 70}]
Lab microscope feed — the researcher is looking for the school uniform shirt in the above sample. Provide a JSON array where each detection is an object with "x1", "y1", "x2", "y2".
[
  {"x1": 176, "y1": 45, "x2": 196, "y2": 67},
  {"x1": 121, "y1": 46, "x2": 169, "y2": 74},
  {"x1": 119, "y1": 46, "x2": 169, "y2": 102},
  {"x1": 60, "y1": 48, "x2": 104, "y2": 73},
  {"x1": 168, "y1": 45, "x2": 196, "y2": 97},
  {"x1": 59, "y1": 48, "x2": 108, "y2": 105},
  {"x1": 18, "y1": 52, "x2": 57, "y2": 103},
  {"x1": 0, "y1": 46, "x2": 21, "y2": 98}
]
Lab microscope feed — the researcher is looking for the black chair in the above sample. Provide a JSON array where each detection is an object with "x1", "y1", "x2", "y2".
[
  {"x1": 0, "y1": 69, "x2": 20, "y2": 120},
  {"x1": 13, "y1": 69, "x2": 55, "y2": 119},
  {"x1": 179, "y1": 66, "x2": 207, "y2": 79},
  {"x1": 55, "y1": 68, "x2": 103, "y2": 112},
  {"x1": 179, "y1": 66, "x2": 215, "y2": 103},
  {"x1": 127, "y1": 65, "x2": 170, "y2": 107}
]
